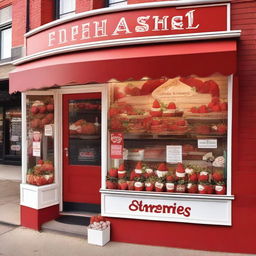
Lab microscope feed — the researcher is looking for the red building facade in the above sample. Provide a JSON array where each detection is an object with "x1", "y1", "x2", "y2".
[{"x1": 1, "y1": 0, "x2": 256, "y2": 254}]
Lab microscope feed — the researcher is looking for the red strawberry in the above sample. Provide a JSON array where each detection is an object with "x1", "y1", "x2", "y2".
[
  {"x1": 215, "y1": 183, "x2": 226, "y2": 195},
  {"x1": 212, "y1": 171, "x2": 224, "y2": 182},
  {"x1": 30, "y1": 106, "x2": 39, "y2": 114},
  {"x1": 206, "y1": 184, "x2": 214, "y2": 194},
  {"x1": 166, "y1": 182, "x2": 175, "y2": 192},
  {"x1": 140, "y1": 79, "x2": 166, "y2": 95},
  {"x1": 110, "y1": 119, "x2": 123, "y2": 131},
  {"x1": 39, "y1": 105, "x2": 47, "y2": 114},
  {"x1": 198, "y1": 105, "x2": 208, "y2": 113},
  {"x1": 109, "y1": 168, "x2": 118, "y2": 178},
  {"x1": 134, "y1": 181, "x2": 144, "y2": 191},
  {"x1": 155, "y1": 181, "x2": 165, "y2": 192},
  {"x1": 37, "y1": 159, "x2": 44, "y2": 165},
  {"x1": 41, "y1": 117, "x2": 50, "y2": 125},
  {"x1": 198, "y1": 184, "x2": 208, "y2": 194},
  {"x1": 198, "y1": 171, "x2": 209, "y2": 182},
  {"x1": 158, "y1": 163, "x2": 166, "y2": 171},
  {"x1": 167, "y1": 102, "x2": 176, "y2": 109},
  {"x1": 130, "y1": 87, "x2": 141, "y2": 96},
  {"x1": 152, "y1": 100, "x2": 161, "y2": 108},
  {"x1": 220, "y1": 102, "x2": 228, "y2": 111},
  {"x1": 205, "y1": 80, "x2": 220, "y2": 97},
  {"x1": 180, "y1": 77, "x2": 204, "y2": 91},
  {"x1": 188, "y1": 173, "x2": 198, "y2": 182},
  {"x1": 145, "y1": 182, "x2": 154, "y2": 191},
  {"x1": 211, "y1": 97, "x2": 220, "y2": 105},
  {"x1": 187, "y1": 183, "x2": 198, "y2": 193},
  {"x1": 106, "y1": 180, "x2": 117, "y2": 189},
  {"x1": 46, "y1": 104, "x2": 54, "y2": 112},
  {"x1": 217, "y1": 124, "x2": 227, "y2": 134},
  {"x1": 176, "y1": 163, "x2": 185, "y2": 173},
  {"x1": 118, "y1": 180, "x2": 128, "y2": 190},
  {"x1": 176, "y1": 120, "x2": 186, "y2": 126},
  {"x1": 135, "y1": 161, "x2": 143, "y2": 170},
  {"x1": 166, "y1": 174, "x2": 175, "y2": 182},
  {"x1": 190, "y1": 107, "x2": 199, "y2": 113},
  {"x1": 109, "y1": 107, "x2": 119, "y2": 118},
  {"x1": 212, "y1": 104, "x2": 221, "y2": 112},
  {"x1": 127, "y1": 181, "x2": 135, "y2": 190}
]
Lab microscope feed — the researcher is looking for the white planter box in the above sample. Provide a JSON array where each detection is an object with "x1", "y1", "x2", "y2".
[{"x1": 87, "y1": 226, "x2": 110, "y2": 246}]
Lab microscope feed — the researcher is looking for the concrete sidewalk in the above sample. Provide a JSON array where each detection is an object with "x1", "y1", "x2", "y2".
[
  {"x1": 0, "y1": 165, "x2": 21, "y2": 225},
  {"x1": 0, "y1": 224, "x2": 253, "y2": 256}
]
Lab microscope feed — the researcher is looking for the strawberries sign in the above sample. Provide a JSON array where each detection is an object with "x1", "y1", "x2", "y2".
[{"x1": 110, "y1": 133, "x2": 124, "y2": 159}]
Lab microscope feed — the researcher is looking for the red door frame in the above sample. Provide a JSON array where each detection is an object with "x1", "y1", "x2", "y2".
[{"x1": 62, "y1": 92, "x2": 101, "y2": 204}]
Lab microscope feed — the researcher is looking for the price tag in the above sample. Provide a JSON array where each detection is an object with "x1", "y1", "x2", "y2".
[{"x1": 198, "y1": 139, "x2": 217, "y2": 149}]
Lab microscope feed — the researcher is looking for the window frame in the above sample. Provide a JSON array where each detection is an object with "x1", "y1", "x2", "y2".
[
  {"x1": 106, "y1": 0, "x2": 128, "y2": 7},
  {"x1": 55, "y1": 0, "x2": 76, "y2": 20}
]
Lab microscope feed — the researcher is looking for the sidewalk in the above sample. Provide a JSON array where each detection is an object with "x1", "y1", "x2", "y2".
[
  {"x1": 0, "y1": 165, "x2": 21, "y2": 225},
  {"x1": 0, "y1": 224, "x2": 253, "y2": 256}
]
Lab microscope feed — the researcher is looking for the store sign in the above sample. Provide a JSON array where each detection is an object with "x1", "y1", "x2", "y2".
[
  {"x1": 102, "y1": 193, "x2": 232, "y2": 225},
  {"x1": 26, "y1": 4, "x2": 228, "y2": 55},
  {"x1": 110, "y1": 132, "x2": 124, "y2": 159}
]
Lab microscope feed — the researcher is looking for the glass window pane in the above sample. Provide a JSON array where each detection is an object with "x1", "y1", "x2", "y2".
[
  {"x1": 26, "y1": 95, "x2": 55, "y2": 186},
  {"x1": 68, "y1": 99, "x2": 101, "y2": 166},
  {"x1": 1, "y1": 27, "x2": 12, "y2": 59},
  {"x1": 0, "y1": 6, "x2": 12, "y2": 25},
  {"x1": 109, "y1": 0, "x2": 127, "y2": 7},
  {"x1": 107, "y1": 75, "x2": 228, "y2": 195},
  {"x1": 59, "y1": 0, "x2": 75, "y2": 16}
]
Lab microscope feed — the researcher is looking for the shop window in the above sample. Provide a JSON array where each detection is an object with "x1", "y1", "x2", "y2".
[
  {"x1": 0, "y1": 6, "x2": 12, "y2": 60},
  {"x1": 107, "y1": 0, "x2": 127, "y2": 7},
  {"x1": 26, "y1": 95, "x2": 55, "y2": 186},
  {"x1": 56, "y1": 0, "x2": 76, "y2": 19},
  {"x1": 107, "y1": 74, "x2": 229, "y2": 196}
]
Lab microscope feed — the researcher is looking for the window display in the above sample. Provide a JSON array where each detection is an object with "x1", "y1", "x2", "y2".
[
  {"x1": 26, "y1": 95, "x2": 55, "y2": 186},
  {"x1": 107, "y1": 74, "x2": 228, "y2": 195}
]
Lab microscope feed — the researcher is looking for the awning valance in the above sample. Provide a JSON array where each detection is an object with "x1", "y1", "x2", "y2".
[{"x1": 9, "y1": 40, "x2": 237, "y2": 93}]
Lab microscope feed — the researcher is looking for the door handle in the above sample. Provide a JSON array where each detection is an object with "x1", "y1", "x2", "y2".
[{"x1": 64, "y1": 147, "x2": 69, "y2": 157}]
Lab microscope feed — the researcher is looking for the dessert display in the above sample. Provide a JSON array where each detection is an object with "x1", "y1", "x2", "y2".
[
  {"x1": 27, "y1": 96, "x2": 55, "y2": 186},
  {"x1": 106, "y1": 161, "x2": 227, "y2": 194},
  {"x1": 108, "y1": 74, "x2": 228, "y2": 195}
]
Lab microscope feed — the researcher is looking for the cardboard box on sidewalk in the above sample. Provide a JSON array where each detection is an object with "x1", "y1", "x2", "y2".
[{"x1": 87, "y1": 226, "x2": 110, "y2": 246}]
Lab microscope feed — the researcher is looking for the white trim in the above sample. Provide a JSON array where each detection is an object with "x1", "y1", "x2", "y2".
[
  {"x1": 227, "y1": 2, "x2": 231, "y2": 31},
  {"x1": 227, "y1": 75, "x2": 233, "y2": 195},
  {"x1": 14, "y1": 30, "x2": 241, "y2": 66},
  {"x1": 0, "y1": 61, "x2": 13, "y2": 67},
  {"x1": 21, "y1": 93, "x2": 27, "y2": 184},
  {"x1": 100, "y1": 189, "x2": 234, "y2": 200},
  {"x1": 25, "y1": 0, "x2": 230, "y2": 38}
]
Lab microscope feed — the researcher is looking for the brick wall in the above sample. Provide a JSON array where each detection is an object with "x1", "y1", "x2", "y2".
[
  {"x1": 0, "y1": 0, "x2": 12, "y2": 8},
  {"x1": 76, "y1": 0, "x2": 105, "y2": 13}
]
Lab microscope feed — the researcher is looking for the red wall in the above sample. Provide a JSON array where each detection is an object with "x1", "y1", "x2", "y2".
[{"x1": 9, "y1": 0, "x2": 256, "y2": 254}]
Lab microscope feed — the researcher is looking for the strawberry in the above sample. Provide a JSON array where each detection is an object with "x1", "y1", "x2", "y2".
[
  {"x1": 106, "y1": 180, "x2": 117, "y2": 189},
  {"x1": 180, "y1": 77, "x2": 204, "y2": 91},
  {"x1": 205, "y1": 80, "x2": 220, "y2": 97},
  {"x1": 109, "y1": 107, "x2": 119, "y2": 118},
  {"x1": 166, "y1": 182, "x2": 175, "y2": 192},
  {"x1": 110, "y1": 119, "x2": 123, "y2": 131},
  {"x1": 217, "y1": 124, "x2": 227, "y2": 134},
  {"x1": 152, "y1": 100, "x2": 161, "y2": 108},
  {"x1": 127, "y1": 181, "x2": 135, "y2": 190},
  {"x1": 134, "y1": 181, "x2": 145, "y2": 191},
  {"x1": 37, "y1": 159, "x2": 44, "y2": 165},
  {"x1": 215, "y1": 182, "x2": 226, "y2": 195},
  {"x1": 176, "y1": 163, "x2": 185, "y2": 179},
  {"x1": 190, "y1": 107, "x2": 199, "y2": 113},
  {"x1": 155, "y1": 181, "x2": 165, "y2": 192},
  {"x1": 212, "y1": 104, "x2": 221, "y2": 112},
  {"x1": 166, "y1": 174, "x2": 176, "y2": 182},
  {"x1": 207, "y1": 184, "x2": 214, "y2": 194},
  {"x1": 118, "y1": 180, "x2": 128, "y2": 190},
  {"x1": 198, "y1": 183, "x2": 208, "y2": 194},
  {"x1": 118, "y1": 164, "x2": 127, "y2": 178},
  {"x1": 109, "y1": 168, "x2": 118, "y2": 178},
  {"x1": 188, "y1": 173, "x2": 198, "y2": 182},
  {"x1": 220, "y1": 102, "x2": 228, "y2": 111},
  {"x1": 198, "y1": 171, "x2": 209, "y2": 182},
  {"x1": 30, "y1": 106, "x2": 39, "y2": 114},
  {"x1": 176, "y1": 120, "x2": 186, "y2": 126},
  {"x1": 196, "y1": 125, "x2": 210, "y2": 135},
  {"x1": 211, "y1": 97, "x2": 220, "y2": 105},
  {"x1": 35, "y1": 175, "x2": 48, "y2": 186},
  {"x1": 140, "y1": 79, "x2": 166, "y2": 95},
  {"x1": 145, "y1": 182, "x2": 155, "y2": 191},
  {"x1": 198, "y1": 105, "x2": 208, "y2": 113},
  {"x1": 130, "y1": 87, "x2": 141, "y2": 96},
  {"x1": 158, "y1": 163, "x2": 166, "y2": 171},
  {"x1": 46, "y1": 113, "x2": 54, "y2": 122},
  {"x1": 212, "y1": 171, "x2": 224, "y2": 182},
  {"x1": 176, "y1": 180, "x2": 186, "y2": 193},
  {"x1": 39, "y1": 105, "x2": 47, "y2": 114},
  {"x1": 46, "y1": 104, "x2": 54, "y2": 112},
  {"x1": 41, "y1": 117, "x2": 50, "y2": 125},
  {"x1": 187, "y1": 183, "x2": 198, "y2": 193},
  {"x1": 167, "y1": 102, "x2": 176, "y2": 109}
]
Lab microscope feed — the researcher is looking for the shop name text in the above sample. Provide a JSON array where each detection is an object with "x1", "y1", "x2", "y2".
[
  {"x1": 48, "y1": 10, "x2": 199, "y2": 47},
  {"x1": 129, "y1": 200, "x2": 191, "y2": 217}
]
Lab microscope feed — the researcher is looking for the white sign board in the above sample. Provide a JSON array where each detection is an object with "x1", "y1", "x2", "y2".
[
  {"x1": 32, "y1": 142, "x2": 41, "y2": 157},
  {"x1": 198, "y1": 139, "x2": 218, "y2": 149},
  {"x1": 102, "y1": 193, "x2": 232, "y2": 225},
  {"x1": 166, "y1": 145, "x2": 182, "y2": 163}
]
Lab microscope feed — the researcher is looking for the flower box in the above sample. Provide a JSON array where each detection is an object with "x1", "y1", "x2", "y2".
[{"x1": 87, "y1": 225, "x2": 110, "y2": 246}]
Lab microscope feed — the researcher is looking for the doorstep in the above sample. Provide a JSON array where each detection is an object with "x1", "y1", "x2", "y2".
[{"x1": 41, "y1": 213, "x2": 91, "y2": 237}]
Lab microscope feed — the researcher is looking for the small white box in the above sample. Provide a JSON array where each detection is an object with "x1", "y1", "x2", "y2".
[{"x1": 87, "y1": 226, "x2": 110, "y2": 246}]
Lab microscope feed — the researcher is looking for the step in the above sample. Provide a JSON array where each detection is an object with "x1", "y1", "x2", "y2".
[{"x1": 41, "y1": 215, "x2": 90, "y2": 237}]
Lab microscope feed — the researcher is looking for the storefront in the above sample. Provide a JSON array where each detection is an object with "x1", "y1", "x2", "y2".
[{"x1": 9, "y1": 0, "x2": 253, "y2": 253}]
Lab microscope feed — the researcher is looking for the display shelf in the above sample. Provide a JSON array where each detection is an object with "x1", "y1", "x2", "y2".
[{"x1": 69, "y1": 134, "x2": 100, "y2": 139}]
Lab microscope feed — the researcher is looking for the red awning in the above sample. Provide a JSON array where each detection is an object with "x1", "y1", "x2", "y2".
[{"x1": 9, "y1": 40, "x2": 237, "y2": 93}]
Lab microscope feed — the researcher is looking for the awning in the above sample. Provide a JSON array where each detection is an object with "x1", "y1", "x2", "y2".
[{"x1": 9, "y1": 40, "x2": 237, "y2": 93}]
